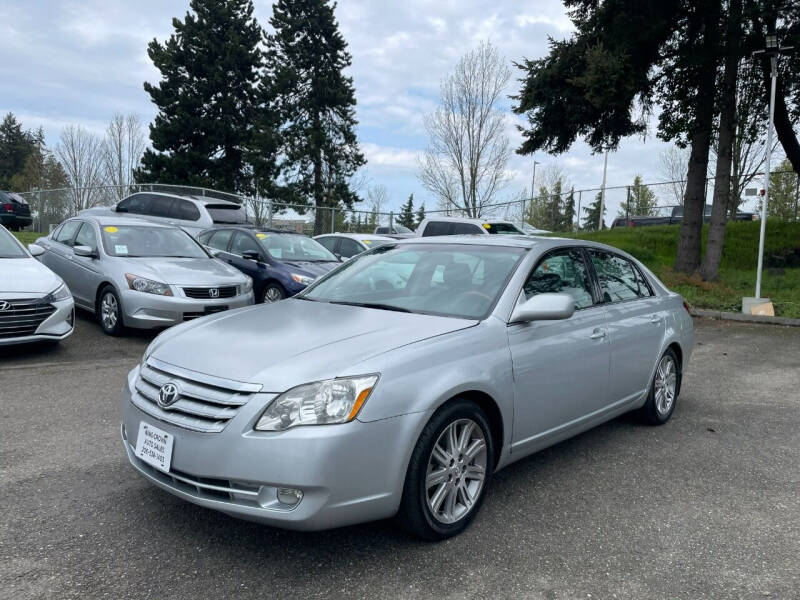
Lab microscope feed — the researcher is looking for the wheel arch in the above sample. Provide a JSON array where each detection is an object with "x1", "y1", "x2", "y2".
[
  {"x1": 431, "y1": 390, "x2": 504, "y2": 469},
  {"x1": 94, "y1": 281, "x2": 119, "y2": 314}
]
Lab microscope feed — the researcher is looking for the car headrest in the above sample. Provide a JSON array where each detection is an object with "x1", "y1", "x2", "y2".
[{"x1": 443, "y1": 262, "x2": 472, "y2": 287}]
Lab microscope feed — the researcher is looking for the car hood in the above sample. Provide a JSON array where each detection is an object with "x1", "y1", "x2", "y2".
[
  {"x1": 1, "y1": 257, "x2": 63, "y2": 296},
  {"x1": 120, "y1": 257, "x2": 245, "y2": 286},
  {"x1": 146, "y1": 299, "x2": 477, "y2": 391},
  {"x1": 281, "y1": 260, "x2": 340, "y2": 278}
]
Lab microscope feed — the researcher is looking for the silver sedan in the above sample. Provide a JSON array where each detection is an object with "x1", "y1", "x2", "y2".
[
  {"x1": 120, "y1": 236, "x2": 693, "y2": 539},
  {"x1": 35, "y1": 216, "x2": 254, "y2": 335}
]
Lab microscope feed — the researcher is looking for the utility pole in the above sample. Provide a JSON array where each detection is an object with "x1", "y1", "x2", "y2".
[
  {"x1": 576, "y1": 191, "x2": 583, "y2": 231},
  {"x1": 752, "y1": 34, "x2": 793, "y2": 301},
  {"x1": 598, "y1": 149, "x2": 609, "y2": 231}
]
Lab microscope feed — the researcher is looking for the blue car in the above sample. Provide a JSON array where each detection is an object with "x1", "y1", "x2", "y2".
[{"x1": 198, "y1": 227, "x2": 341, "y2": 303}]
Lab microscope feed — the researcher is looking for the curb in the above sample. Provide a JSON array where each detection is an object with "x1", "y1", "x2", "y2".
[{"x1": 690, "y1": 308, "x2": 800, "y2": 327}]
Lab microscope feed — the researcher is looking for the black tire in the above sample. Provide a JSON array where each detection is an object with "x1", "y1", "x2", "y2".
[
  {"x1": 262, "y1": 282, "x2": 286, "y2": 303},
  {"x1": 397, "y1": 399, "x2": 494, "y2": 541},
  {"x1": 97, "y1": 286, "x2": 124, "y2": 336},
  {"x1": 638, "y1": 347, "x2": 681, "y2": 425}
]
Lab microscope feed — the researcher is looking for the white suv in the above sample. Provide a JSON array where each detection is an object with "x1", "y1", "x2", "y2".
[
  {"x1": 81, "y1": 192, "x2": 250, "y2": 238},
  {"x1": 417, "y1": 216, "x2": 527, "y2": 237}
]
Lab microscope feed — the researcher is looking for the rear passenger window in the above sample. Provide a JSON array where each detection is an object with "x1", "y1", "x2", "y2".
[
  {"x1": 524, "y1": 248, "x2": 594, "y2": 309},
  {"x1": 338, "y1": 238, "x2": 363, "y2": 258},
  {"x1": 206, "y1": 230, "x2": 233, "y2": 252},
  {"x1": 171, "y1": 199, "x2": 201, "y2": 221},
  {"x1": 451, "y1": 223, "x2": 483, "y2": 235},
  {"x1": 421, "y1": 222, "x2": 451, "y2": 237},
  {"x1": 148, "y1": 196, "x2": 175, "y2": 218},
  {"x1": 590, "y1": 251, "x2": 651, "y2": 302},
  {"x1": 54, "y1": 221, "x2": 82, "y2": 246},
  {"x1": 117, "y1": 194, "x2": 151, "y2": 215}
]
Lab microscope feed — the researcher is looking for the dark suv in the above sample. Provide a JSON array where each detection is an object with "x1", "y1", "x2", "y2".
[
  {"x1": 0, "y1": 191, "x2": 32, "y2": 230},
  {"x1": 199, "y1": 227, "x2": 341, "y2": 303}
]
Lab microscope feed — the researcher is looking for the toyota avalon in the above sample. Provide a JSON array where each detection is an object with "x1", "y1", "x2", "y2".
[
  {"x1": 35, "y1": 216, "x2": 254, "y2": 335},
  {"x1": 121, "y1": 236, "x2": 693, "y2": 539}
]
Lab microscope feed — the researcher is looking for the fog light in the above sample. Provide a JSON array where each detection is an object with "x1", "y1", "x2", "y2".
[{"x1": 276, "y1": 487, "x2": 303, "y2": 506}]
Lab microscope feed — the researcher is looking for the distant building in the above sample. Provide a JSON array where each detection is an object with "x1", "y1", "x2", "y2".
[{"x1": 271, "y1": 219, "x2": 307, "y2": 234}]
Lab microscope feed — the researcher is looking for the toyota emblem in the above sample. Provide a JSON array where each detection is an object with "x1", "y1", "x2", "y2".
[
  {"x1": 0, "y1": 301, "x2": 10, "y2": 312},
  {"x1": 157, "y1": 382, "x2": 181, "y2": 409},
  {"x1": 209, "y1": 288, "x2": 220, "y2": 298}
]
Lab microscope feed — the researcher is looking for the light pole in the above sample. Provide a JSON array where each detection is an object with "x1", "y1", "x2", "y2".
[
  {"x1": 751, "y1": 33, "x2": 793, "y2": 303},
  {"x1": 598, "y1": 148, "x2": 609, "y2": 230}
]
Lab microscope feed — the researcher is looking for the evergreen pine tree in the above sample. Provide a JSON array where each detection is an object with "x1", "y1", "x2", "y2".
[
  {"x1": 136, "y1": 0, "x2": 264, "y2": 193},
  {"x1": 563, "y1": 187, "x2": 576, "y2": 231},
  {"x1": 415, "y1": 203, "x2": 426, "y2": 229},
  {"x1": 398, "y1": 194, "x2": 415, "y2": 229},
  {"x1": 0, "y1": 113, "x2": 35, "y2": 189},
  {"x1": 265, "y1": 0, "x2": 365, "y2": 235},
  {"x1": 582, "y1": 192, "x2": 607, "y2": 231}
]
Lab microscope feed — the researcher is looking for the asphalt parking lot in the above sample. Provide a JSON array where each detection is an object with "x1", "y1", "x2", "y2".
[{"x1": 1, "y1": 314, "x2": 799, "y2": 599}]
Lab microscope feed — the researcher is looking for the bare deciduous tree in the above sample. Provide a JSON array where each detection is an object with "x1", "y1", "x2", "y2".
[
  {"x1": 103, "y1": 113, "x2": 146, "y2": 201},
  {"x1": 418, "y1": 41, "x2": 511, "y2": 217},
  {"x1": 657, "y1": 146, "x2": 690, "y2": 206},
  {"x1": 56, "y1": 124, "x2": 107, "y2": 212},
  {"x1": 366, "y1": 184, "x2": 387, "y2": 227}
]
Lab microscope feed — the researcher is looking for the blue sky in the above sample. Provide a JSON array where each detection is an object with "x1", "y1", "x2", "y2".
[{"x1": 0, "y1": 0, "x2": 712, "y2": 220}]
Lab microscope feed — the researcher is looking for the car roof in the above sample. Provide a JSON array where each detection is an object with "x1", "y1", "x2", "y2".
[
  {"x1": 390, "y1": 234, "x2": 640, "y2": 258},
  {"x1": 316, "y1": 233, "x2": 395, "y2": 241},
  {"x1": 199, "y1": 226, "x2": 306, "y2": 236},
  {"x1": 77, "y1": 215, "x2": 174, "y2": 228}
]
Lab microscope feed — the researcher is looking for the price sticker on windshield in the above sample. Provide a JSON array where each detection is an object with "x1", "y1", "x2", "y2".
[{"x1": 104, "y1": 226, "x2": 118, "y2": 233}]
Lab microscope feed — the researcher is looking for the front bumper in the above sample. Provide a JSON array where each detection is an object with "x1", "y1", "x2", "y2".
[
  {"x1": 120, "y1": 289, "x2": 254, "y2": 329},
  {"x1": 120, "y1": 370, "x2": 428, "y2": 530},
  {"x1": 0, "y1": 297, "x2": 74, "y2": 346}
]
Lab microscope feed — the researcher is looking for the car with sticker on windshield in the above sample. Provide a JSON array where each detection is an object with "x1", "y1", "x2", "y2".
[
  {"x1": 34, "y1": 216, "x2": 254, "y2": 335},
  {"x1": 199, "y1": 227, "x2": 341, "y2": 303},
  {"x1": 314, "y1": 232, "x2": 394, "y2": 260}
]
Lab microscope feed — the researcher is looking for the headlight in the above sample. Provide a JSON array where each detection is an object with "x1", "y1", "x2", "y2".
[
  {"x1": 44, "y1": 283, "x2": 71, "y2": 303},
  {"x1": 290, "y1": 273, "x2": 315, "y2": 286},
  {"x1": 255, "y1": 374, "x2": 379, "y2": 431},
  {"x1": 241, "y1": 277, "x2": 253, "y2": 293},
  {"x1": 125, "y1": 274, "x2": 173, "y2": 296}
]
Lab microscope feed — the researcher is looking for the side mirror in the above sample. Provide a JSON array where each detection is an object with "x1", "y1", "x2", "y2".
[
  {"x1": 510, "y1": 293, "x2": 575, "y2": 323},
  {"x1": 28, "y1": 243, "x2": 45, "y2": 257},
  {"x1": 205, "y1": 246, "x2": 220, "y2": 257},
  {"x1": 242, "y1": 250, "x2": 261, "y2": 261},
  {"x1": 73, "y1": 245, "x2": 97, "y2": 258}
]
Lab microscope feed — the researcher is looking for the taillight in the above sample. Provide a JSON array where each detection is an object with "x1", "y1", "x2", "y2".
[
  {"x1": 682, "y1": 298, "x2": 691, "y2": 314},
  {"x1": 2, "y1": 203, "x2": 13, "y2": 212},
  {"x1": 628, "y1": 220, "x2": 634, "y2": 227}
]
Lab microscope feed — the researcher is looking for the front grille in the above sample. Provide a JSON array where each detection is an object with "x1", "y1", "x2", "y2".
[
  {"x1": 183, "y1": 286, "x2": 237, "y2": 299},
  {"x1": 0, "y1": 298, "x2": 56, "y2": 339},
  {"x1": 132, "y1": 357, "x2": 261, "y2": 433}
]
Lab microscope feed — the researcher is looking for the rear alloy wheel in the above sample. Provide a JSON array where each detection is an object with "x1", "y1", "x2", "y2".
[
  {"x1": 98, "y1": 287, "x2": 124, "y2": 336},
  {"x1": 397, "y1": 399, "x2": 493, "y2": 540},
  {"x1": 639, "y1": 348, "x2": 680, "y2": 425},
  {"x1": 262, "y1": 283, "x2": 286, "y2": 303}
]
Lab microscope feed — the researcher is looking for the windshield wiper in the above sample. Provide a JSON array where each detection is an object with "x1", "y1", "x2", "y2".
[{"x1": 329, "y1": 300, "x2": 412, "y2": 313}]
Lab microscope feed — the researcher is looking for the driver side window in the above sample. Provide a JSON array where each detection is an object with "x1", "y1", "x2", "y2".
[{"x1": 523, "y1": 248, "x2": 594, "y2": 309}]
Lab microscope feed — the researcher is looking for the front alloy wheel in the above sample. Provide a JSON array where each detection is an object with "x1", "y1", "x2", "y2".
[
  {"x1": 263, "y1": 283, "x2": 285, "y2": 303},
  {"x1": 398, "y1": 399, "x2": 494, "y2": 540},
  {"x1": 99, "y1": 287, "x2": 124, "y2": 336}
]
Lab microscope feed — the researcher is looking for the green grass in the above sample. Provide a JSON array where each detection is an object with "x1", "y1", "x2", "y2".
[
  {"x1": 12, "y1": 231, "x2": 43, "y2": 246},
  {"x1": 557, "y1": 220, "x2": 800, "y2": 318}
]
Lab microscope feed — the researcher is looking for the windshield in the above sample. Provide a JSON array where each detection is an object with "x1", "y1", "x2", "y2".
[
  {"x1": 301, "y1": 243, "x2": 524, "y2": 319},
  {"x1": 393, "y1": 224, "x2": 413, "y2": 233},
  {"x1": 0, "y1": 227, "x2": 27, "y2": 258},
  {"x1": 257, "y1": 232, "x2": 337, "y2": 262},
  {"x1": 100, "y1": 225, "x2": 209, "y2": 258},
  {"x1": 486, "y1": 222, "x2": 524, "y2": 235}
]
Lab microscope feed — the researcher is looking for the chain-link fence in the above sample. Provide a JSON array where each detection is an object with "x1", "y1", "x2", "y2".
[{"x1": 14, "y1": 169, "x2": 800, "y2": 235}]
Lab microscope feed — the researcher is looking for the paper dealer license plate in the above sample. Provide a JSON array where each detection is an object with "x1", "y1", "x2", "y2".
[{"x1": 134, "y1": 421, "x2": 174, "y2": 474}]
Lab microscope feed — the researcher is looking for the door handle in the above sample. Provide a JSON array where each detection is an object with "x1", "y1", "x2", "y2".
[{"x1": 590, "y1": 329, "x2": 606, "y2": 340}]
